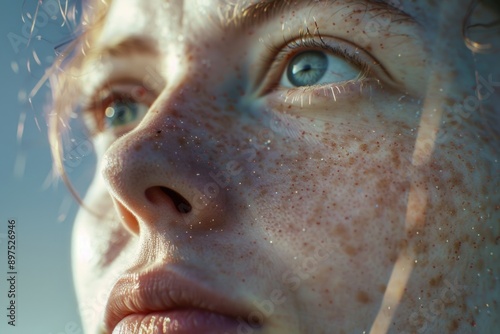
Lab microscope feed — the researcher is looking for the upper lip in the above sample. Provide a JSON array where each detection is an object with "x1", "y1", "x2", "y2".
[{"x1": 102, "y1": 266, "x2": 253, "y2": 333}]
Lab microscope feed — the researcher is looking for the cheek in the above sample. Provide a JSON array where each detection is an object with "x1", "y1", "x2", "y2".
[
  {"x1": 245, "y1": 96, "x2": 419, "y2": 256},
  {"x1": 237, "y1": 101, "x2": 420, "y2": 320},
  {"x1": 402, "y1": 135, "x2": 498, "y2": 264},
  {"x1": 253, "y1": 133, "x2": 412, "y2": 257},
  {"x1": 238, "y1": 87, "x2": 497, "y2": 327},
  {"x1": 387, "y1": 130, "x2": 500, "y2": 331}
]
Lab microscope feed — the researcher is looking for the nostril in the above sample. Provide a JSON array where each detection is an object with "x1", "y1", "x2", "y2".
[
  {"x1": 145, "y1": 187, "x2": 192, "y2": 214},
  {"x1": 162, "y1": 187, "x2": 192, "y2": 213}
]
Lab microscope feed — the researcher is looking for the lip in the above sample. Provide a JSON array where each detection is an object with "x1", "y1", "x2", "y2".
[{"x1": 103, "y1": 266, "x2": 255, "y2": 333}]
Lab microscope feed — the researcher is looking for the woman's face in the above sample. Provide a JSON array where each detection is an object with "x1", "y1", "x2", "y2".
[{"x1": 70, "y1": 0, "x2": 500, "y2": 333}]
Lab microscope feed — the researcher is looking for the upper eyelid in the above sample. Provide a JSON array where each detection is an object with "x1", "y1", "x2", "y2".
[
  {"x1": 79, "y1": 51, "x2": 164, "y2": 105},
  {"x1": 273, "y1": 35, "x2": 386, "y2": 76},
  {"x1": 81, "y1": 77, "x2": 159, "y2": 109}
]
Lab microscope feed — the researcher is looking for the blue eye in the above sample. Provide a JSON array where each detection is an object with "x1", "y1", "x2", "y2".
[
  {"x1": 281, "y1": 50, "x2": 361, "y2": 88},
  {"x1": 104, "y1": 100, "x2": 148, "y2": 129},
  {"x1": 286, "y1": 51, "x2": 328, "y2": 86}
]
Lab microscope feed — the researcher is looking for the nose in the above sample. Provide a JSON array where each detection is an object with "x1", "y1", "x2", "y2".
[{"x1": 101, "y1": 83, "x2": 239, "y2": 236}]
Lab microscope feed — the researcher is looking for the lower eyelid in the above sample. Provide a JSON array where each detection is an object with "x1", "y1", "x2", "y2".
[{"x1": 269, "y1": 77, "x2": 382, "y2": 107}]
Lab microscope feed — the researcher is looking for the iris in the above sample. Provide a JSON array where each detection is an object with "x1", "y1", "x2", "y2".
[
  {"x1": 287, "y1": 51, "x2": 328, "y2": 87},
  {"x1": 105, "y1": 100, "x2": 145, "y2": 129}
]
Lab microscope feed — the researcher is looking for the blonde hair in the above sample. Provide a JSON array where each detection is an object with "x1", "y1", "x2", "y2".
[{"x1": 47, "y1": 0, "x2": 110, "y2": 212}]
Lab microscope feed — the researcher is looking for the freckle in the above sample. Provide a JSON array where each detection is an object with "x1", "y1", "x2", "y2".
[
  {"x1": 334, "y1": 224, "x2": 347, "y2": 237},
  {"x1": 134, "y1": 144, "x2": 142, "y2": 151},
  {"x1": 449, "y1": 319, "x2": 459, "y2": 331},
  {"x1": 356, "y1": 290, "x2": 372, "y2": 304},
  {"x1": 376, "y1": 178, "x2": 390, "y2": 190},
  {"x1": 343, "y1": 244, "x2": 359, "y2": 256},
  {"x1": 429, "y1": 274, "x2": 443, "y2": 287},
  {"x1": 378, "y1": 284, "x2": 387, "y2": 293},
  {"x1": 477, "y1": 259, "x2": 484, "y2": 271},
  {"x1": 391, "y1": 150, "x2": 401, "y2": 168},
  {"x1": 450, "y1": 174, "x2": 463, "y2": 188},
  {"x1": 177, "y1": 137, "x2": 187, "y2": 146},
  {"x1": 399, "y1": 239, "x2": 409, "y2": 250}
]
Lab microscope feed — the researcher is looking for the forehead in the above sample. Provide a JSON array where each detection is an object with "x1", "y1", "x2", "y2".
[
  {"x1": 96, "y1": 0, "x2": 257, "y2": 44},
  {"x1": 95, "y1": 0, "x2": 458, "y2": 46}
]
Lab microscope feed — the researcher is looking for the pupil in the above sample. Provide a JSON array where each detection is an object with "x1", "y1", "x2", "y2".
[
  {"x1": 301, "y1": 64, "x2": 312, "y2": 72},
  {"x1": 117, "y1": 109, "x2": 125, "y2": 120}
]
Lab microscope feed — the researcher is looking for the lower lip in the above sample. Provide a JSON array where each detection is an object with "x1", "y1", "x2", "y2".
[{"x1": 112, "y1": 309, "x2": 245, "y2": 334}]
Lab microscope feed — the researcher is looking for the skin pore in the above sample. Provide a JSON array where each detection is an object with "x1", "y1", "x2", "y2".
[{"x1": 63, "y1": 0, "x2": 500, "y2": 333}]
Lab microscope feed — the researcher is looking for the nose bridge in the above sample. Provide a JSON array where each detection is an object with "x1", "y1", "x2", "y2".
[
  {"x1": 145, "y1": 79, "x2": 237, "y2": 164},
  {"x1": 150, "y1": 50, "x2": 235, "y2": 131}
]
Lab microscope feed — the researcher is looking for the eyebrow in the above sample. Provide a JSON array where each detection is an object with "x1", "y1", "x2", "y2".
[
  {"x1": 94, "y1": 35, "x2": 159, "y2": 58},
  {"x1": 227, "y1": 0, "x2": 412, "y2": 30},
  {"x1": 77, "y1": 35, "x2": 159, "y2": 74}
]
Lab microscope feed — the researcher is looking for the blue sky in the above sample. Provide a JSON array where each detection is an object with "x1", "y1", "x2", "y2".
[{"x1": 1, "y1": 1, "x2": 88, "y2": 333}]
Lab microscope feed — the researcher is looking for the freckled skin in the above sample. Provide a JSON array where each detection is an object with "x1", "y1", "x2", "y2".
[{"x1": 69, "y1": 0, "x2": 499, "y2": 333}]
